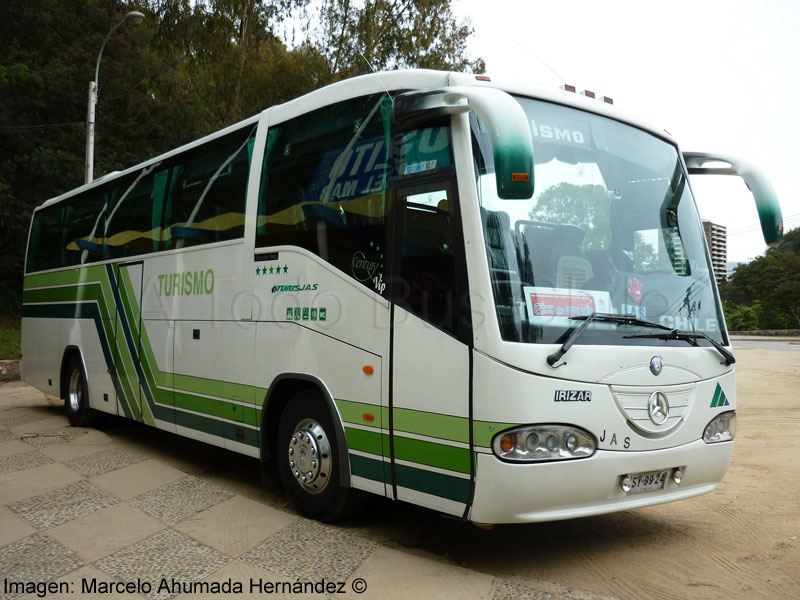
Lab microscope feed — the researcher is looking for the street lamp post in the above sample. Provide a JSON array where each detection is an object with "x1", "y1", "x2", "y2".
[{"x1": 85, "y1": 11, "x2": 145, "y2": 184}]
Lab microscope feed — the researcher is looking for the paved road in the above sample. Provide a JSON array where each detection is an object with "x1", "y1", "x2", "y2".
[
  {"x1": 2, "y1": 345, "x2": 799, "y2": 600},
  {"x1": 731, "y1": 337, "x2": 800, "y2": 352},
  {"x1": 0, "y1": 381, "x2": 605, "y2": 600}
]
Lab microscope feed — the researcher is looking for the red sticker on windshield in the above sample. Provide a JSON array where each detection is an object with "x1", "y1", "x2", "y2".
[{"x1": 627, "y1": 277, "x2": 643, "y2": 303}]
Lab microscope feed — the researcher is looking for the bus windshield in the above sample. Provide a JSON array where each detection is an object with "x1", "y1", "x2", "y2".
[{"x1": 473, "y1": 96, "x2": 726, "y2": 347}]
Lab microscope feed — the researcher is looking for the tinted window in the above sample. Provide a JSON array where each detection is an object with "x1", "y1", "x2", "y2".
[
  {"x1": 26, "y1": 188, "x2": 108, "y2": 272},
  {"x1": 397, "y1": 184, "x2": 459, "y2": 337},
  {"x1": 104, "y1": 166, "x2": 168, "y2": 258},
  {"x1": 165, "y1": 124, "x2": 256, "y2": 249},
  {"x1": 256, "y1": 94, "x2": 391, "y2": 292}
]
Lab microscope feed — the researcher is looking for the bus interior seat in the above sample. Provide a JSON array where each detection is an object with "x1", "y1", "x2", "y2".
[
  {"x1": 481, "y1": 208, "x2": 518, "y2": 280},
  {"x1": 519, "y1": 222, "x2": 556, "y2": 286},
  {"x1": 551, "y1": 225, "x2": 593, "y2": 289}
]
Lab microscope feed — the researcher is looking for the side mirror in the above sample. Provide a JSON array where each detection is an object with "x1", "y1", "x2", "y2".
[
  {"x1": 394, "y1": 87, "x2": 534, "y2": 199},
  {"x1": 683, "y1": 152, "x2": 784, "y2": 246}
]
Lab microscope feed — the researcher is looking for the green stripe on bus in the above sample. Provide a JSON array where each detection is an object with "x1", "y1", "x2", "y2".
[
  {"x1": 345, "y1": 427, "x2": 469, "y2": 474},
  {"x1": 175, "y1": 409, "x2": 259, "y2": 447},
  {"x1": 172, "y1": 373, "x2": 259, "y2": 403},
  {"x1": 335, "y1": 398, "x2": 469, "y2": 444},
  {"x1": 395, "y1": 463, "x2": 470, "y2": 504},
  {"x1": 173, "y1": 391, "x2": 260, "y2": 427},
  {"x1": 393, "y1": 435, "x2": 470, "y2": 474},
  {"x1": 344, "y1": 427, "x2": 383, "y2": 455},
  {"x1": 348, "y1": 453, "x2": 389, "y2": 483},
  {"x1": 23, "y1": 265, "x2": 107, "y2": 289}
]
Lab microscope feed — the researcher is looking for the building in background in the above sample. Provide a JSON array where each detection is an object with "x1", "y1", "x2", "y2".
[{"x1": 703, "y1": 220, "x2": 728, "y2": 285}]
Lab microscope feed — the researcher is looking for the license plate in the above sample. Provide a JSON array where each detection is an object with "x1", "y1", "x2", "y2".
[{"x1": 626, "y1": 470, "x2": 668, "y2": 495}]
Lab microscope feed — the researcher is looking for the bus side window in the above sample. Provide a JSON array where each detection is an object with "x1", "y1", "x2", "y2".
[
  {"x1": 164, "y1": 125, "x2": 255, "y2": 249},
  {"x1": 104, "y1": 171, "x2": 160, "y2": 259},
  {"x1": 256, "y1": 94, "x2": 390, "y2": 292},
  {"x1": 398, "y1": 185, "x2": 458, "y2": 337}
]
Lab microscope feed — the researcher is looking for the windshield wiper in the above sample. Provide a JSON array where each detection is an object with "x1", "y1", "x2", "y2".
[
  {"x1": 546, "y1": 312, "x2": 672, "y2": 367},
  {"x1": 623, "y1": 330, "x2": 735, "y2": 366}
]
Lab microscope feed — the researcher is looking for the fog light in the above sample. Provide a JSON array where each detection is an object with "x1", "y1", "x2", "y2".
[
  {"x1": 672, "y1": 468, "x2": 683, "y2": 485},
  {"x1": 703, "y1": 411, "x2": 736, "y2": 443},
  {"x1": 621, "y1": 476, "x2": 633, "y2": 493}
]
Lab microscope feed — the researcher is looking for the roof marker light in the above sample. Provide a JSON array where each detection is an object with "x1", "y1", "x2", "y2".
[
  {"x1": 581, "y1": 90, "x2": 595, "y2": 99},
  {"x1": 562, "y1": 84, "x2": 576, "y2": 93},
  {"x1": 603, "y1": 96, "x2": 614, "y2": 105},
  {"x1": 475, "y1": 75, "x2": 491, "y2": 82}
]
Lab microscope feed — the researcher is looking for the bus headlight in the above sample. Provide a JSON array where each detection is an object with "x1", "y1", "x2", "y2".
[
  {"x1": 703, "y1": 411, "x2": 736, "y2": 443},
  {"x1": 492, "y1": 425, "x2": 596, "y2": 462}
]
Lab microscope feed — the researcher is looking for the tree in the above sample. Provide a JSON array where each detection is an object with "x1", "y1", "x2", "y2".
[
  {"x1": 0, "y1": 0, "x2": 483, "y2": 311},
  {"x1": 720, "y1": 230, "x2": 800, "y2": 329},
  {"x1": 312, "y1": 0, "x2": 484, "y2": 81},
  {"x1": 528, "y1": 183, "x2": 610, "y2": 250}
]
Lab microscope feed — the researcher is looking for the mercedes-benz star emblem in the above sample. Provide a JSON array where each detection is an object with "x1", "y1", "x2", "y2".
[
  {"x1": 647, "y1": 392, "x2": 670, "y2": 425},
  {"x1": 650, "y1": 356, "x2": 663, "y2": 376}
]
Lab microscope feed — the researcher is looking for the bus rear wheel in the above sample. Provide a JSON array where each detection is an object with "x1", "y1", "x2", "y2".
[
  {"x1": 63, "y1": 355, "x2": 97, "y2": 427},
  {"x1": 276, "y1": 390, "x2": 364, "y2": 521}
]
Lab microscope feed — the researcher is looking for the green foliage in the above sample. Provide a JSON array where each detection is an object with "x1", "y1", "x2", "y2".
[
  {"x1": 720, "y1": 232, "x2": 800, "y2": 330},
  {"x1": 0, "y1": 316, "x2": 21, "y2": 360},
  {"x1": 528, "y1": 183, "x2": 610, "y2": 250},
  {"x1": 0, "y1": 0, "x2": 482, "y2": 304},
  {"x1": 315, "y1": 0, "x2": 484, "y2": 80}
]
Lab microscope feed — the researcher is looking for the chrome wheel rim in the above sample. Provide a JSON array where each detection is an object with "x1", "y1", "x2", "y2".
[
  {"x1": 68, "y1": 369, "x2": 82, "y2": 412},
  {"x1": 288, "y1": 418, "x2": 332, "y2": 494}
]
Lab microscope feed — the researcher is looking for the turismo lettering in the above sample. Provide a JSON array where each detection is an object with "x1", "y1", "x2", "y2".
[
  {"x1": 157, "y1": 269, "x2": 214, "y2": 296},
  {"x1": 529, "y1": 120, "x2": 586, "y2": 144}
]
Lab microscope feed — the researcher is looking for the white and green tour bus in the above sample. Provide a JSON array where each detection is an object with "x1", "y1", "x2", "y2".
[{"x1": 21, "y1": 70, "x2": 783, "y2": 524}]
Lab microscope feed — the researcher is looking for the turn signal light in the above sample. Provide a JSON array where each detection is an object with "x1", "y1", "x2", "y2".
[{"x1": 363, "y1": 365, "x2": 374, "y2": 375}]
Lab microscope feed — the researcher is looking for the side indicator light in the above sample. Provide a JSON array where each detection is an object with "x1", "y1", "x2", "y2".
[
  {"x1": 511, "y1": 173, "x2": 530, "y2": 183},
  {"x1": 362, "y1": 413, "x2": 375, "y2": 422},
  {"x1": 363, "y1": 365, "x2": 374, "y2": 375}
]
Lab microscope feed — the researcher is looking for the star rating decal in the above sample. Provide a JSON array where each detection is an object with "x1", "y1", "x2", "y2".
[{"x1": 255, "y1": 263, "x2": 289, "y2": 276}]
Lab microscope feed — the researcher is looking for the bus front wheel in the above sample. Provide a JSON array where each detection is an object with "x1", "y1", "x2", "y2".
[
  {"x1": 276, "y1": 390, "x2": 364, "y2": 521},
  {"x1": 63, "y1": 355, "x2": 97, "y2": 428}
]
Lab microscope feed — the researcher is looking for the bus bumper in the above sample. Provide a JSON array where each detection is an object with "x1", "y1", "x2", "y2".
[{"x1": 469, "y1": 439, "x2": 733, "y2": 524}]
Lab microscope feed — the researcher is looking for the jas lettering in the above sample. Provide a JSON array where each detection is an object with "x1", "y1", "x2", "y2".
[{"x1": 599, "y1": 430, "x2": 631, "y2": 448}]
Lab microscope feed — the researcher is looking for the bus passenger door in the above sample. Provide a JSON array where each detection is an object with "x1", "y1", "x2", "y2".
[{"x1": 390, "y1": 180, "x2": 473, "y2": 518}]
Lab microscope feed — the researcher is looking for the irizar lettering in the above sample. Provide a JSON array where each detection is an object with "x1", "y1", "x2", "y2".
[{"x1": 554, "y1": 390, "x2": 592, "y2": 402}]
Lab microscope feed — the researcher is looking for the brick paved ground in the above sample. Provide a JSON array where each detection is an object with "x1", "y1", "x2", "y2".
[{"x1": 0, "y1": 381, "x2": 608, "y2": 600}]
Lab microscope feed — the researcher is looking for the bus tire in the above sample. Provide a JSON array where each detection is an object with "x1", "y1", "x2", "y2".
[
  {"x1": 63, "y1": 354, "x2": 97, "y2": 428},
  {"x1": 276, "y1": 390, "x2": 365, "y2": 521}
]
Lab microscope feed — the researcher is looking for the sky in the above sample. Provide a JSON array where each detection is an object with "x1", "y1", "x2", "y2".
[{"x1": 452, "y1": 0, "x2": 799, "y2": 262}]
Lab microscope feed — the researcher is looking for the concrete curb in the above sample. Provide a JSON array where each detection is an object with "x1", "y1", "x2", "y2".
[{"x1": 0, "y1": 359, "x2": 20, "y2": 381}]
